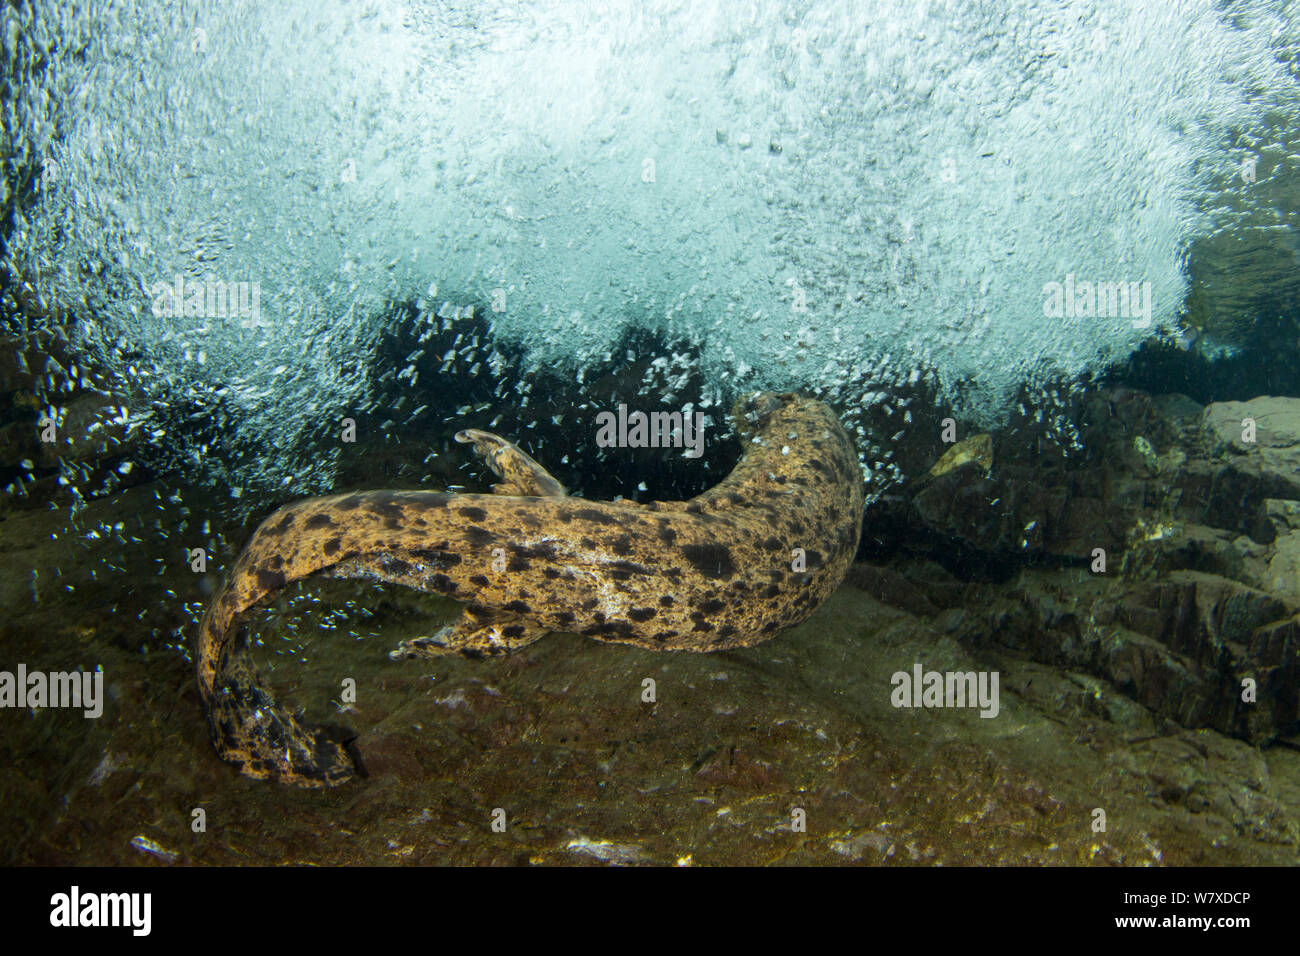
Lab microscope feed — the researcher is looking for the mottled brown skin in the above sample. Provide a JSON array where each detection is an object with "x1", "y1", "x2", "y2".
[{"x1": 196, "y1": 392, "x2": 863, "y2": 786}]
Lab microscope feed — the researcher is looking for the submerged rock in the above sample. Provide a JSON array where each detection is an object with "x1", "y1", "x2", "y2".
[{"x1": 882, "y1": 387, "x2": 1300, "y2": 746}]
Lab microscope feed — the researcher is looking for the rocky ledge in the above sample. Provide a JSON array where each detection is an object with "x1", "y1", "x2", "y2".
[{"x1": 863, "y1": 391, "x2": 1300, "y2": 748}]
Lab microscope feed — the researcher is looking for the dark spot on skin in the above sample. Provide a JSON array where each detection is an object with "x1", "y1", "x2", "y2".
[
  {"x1": 304, "y1": 513, "x2": 334, "y2": 529},
  {"x1": 805, "y1": 550, "x2": 823, "y2": 568},
  {"x1": 410, "y1": 550, "x2": 461, "y2": 568},
  {"x1": 418, "y1": 548, "x2": 465, "y2": 572},
  {"x1": 582, "y1": 598, "x2": 599, "y2": 610},
  {"x1": 368, "y1": 493, "x2": 408, "y2": 525},
  {"x1": 385, "y1": 516, "x2": 401, "y2": 529},
  {"x1": 718, "y1": 624, "x2": 737, "y2": 639},
  {"x1": 659, "y1": 595, "x2": 675, "y2": 607},
  {"x1": 762, "y1": 536, "x2": 781, "y2": 551},
  {"x1": 464, "y1": 526, "x2": 493, "y2": 547},
  {"x1": 681, "y1": 543, "x2": 737, "y2": 579},
  {"x1": 269, "y1": 512, "x2": 296, "y2": 535},
  {"x1": 505, "y1": 600, "x2": 531, "y2": 615},
  {"x1": 543, "y1": 567, "x2": 560, "y2": 579},
  {"x1": 470, "y1": 575, "x2": 489, "y2": 586},
  {"x1": 554, "y1": 611, "x2": 576, "y2": 626},
  {"x1": 503, "y1": 624, "x2": 526, "y2": 638},
  {"x1": 430, "y1": 574, "x2": 456, "y2": 594},
  {"x1": 507, "y1": 556, "x2": 531, "y2": 572},
  {"x1": 380, "y1": 557, "x2": 412, "y2": 577},
  {"x1": 611, "y1": 534, "x2": 634, "y2": 556},
  {"x1": 337, "y1": 494, "x2": 365, "y2": 510},
  {"x1": 467, "y1": 605, "x2": 493, "y2": 619},
  {"x1": 269, "y1": 554, "x2": 284, "y2": 569},
  {"x1": 256, "y1": 568, "x2": 286, "y2": 591},
  {"x1": 512, "y1": 541, "x2": 557, "y2": 561},
  {"x1": 461, "y1": 649, "x2": 485, "y2": 661},
  {"x1": 764, "y1": 585, "x2": 781, "y2": 598},
  {"x1": 689, "y1": 614, "x2": 715, "y2": 633},
  {"x1": 696, "y1": 598, "x2": 726, "y2": 615},
  {"x1": 581, "y1": 622, "x2": 637, "y2": 639},
  {"x1": 459, "y1": 506, "x2": 488, "y2": 522},
  {"x1": 628, "y1": 607, "x2": 657, "y2": 622},
  {"x1": 571, "y1": 508, "x2": 619, "y2": 526},
  {"x1": 658, "y1": 527, "x2": 678, "y2": 546},
  {"x1": 605, "y1": 559, "x2": 650, "y2": 582}
]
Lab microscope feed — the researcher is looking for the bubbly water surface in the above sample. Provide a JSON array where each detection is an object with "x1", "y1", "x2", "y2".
[{"x1": 5, "y1": 0, "x2": 1297, "y2": 494}]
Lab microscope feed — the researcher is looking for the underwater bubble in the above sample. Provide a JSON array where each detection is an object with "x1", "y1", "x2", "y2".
[{"x1": 4, "y1": 0, "x2": 1298, "y2": 505}]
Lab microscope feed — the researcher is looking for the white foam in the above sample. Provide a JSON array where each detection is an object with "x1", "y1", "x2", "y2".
[{"x1": 6, "y1": 0, "x2": 1296, "y2": 495}]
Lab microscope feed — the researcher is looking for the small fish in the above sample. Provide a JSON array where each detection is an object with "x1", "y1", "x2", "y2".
[{"x1": 929, "y1": 433, "x2": 993, "y2": 477}]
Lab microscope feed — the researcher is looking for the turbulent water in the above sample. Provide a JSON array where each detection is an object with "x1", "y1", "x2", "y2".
[{"x1": 4, "y1": 0, "x2": 1299, "y2": 496}]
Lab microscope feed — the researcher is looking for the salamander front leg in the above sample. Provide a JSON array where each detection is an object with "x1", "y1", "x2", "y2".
[{"x1": 454, "y1": 428, "x2": 568, "y2": 497}]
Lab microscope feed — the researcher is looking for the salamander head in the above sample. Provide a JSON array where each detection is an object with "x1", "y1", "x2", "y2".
[{"x1": 732, "y1": 390, "x2": 800, "y2": 438}]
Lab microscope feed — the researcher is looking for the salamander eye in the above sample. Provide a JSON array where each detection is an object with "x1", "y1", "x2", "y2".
[
  {"x1": 732, "y1": 391, "x2": 786, "y2": 435},
  {"x1": 747, "y1": 392, "x2": 784, "y2": 419}
]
